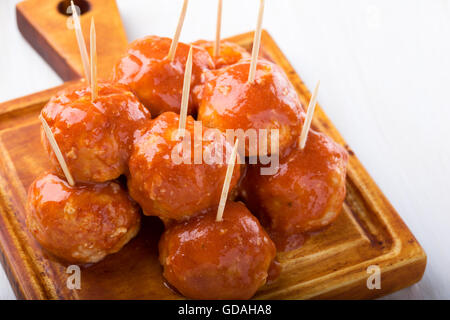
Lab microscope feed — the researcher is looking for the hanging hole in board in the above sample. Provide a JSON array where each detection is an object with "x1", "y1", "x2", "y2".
[{"x1": 57, "y1": 0, "x2": 91, "y2": 16}]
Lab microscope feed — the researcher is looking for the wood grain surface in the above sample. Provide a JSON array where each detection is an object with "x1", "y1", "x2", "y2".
[
  {"x1": 0, "y1": 30, "x2": 426, "y2": 299},
  {"x1": 16, "y1": 0, "x2": 127, "y2": 81}
]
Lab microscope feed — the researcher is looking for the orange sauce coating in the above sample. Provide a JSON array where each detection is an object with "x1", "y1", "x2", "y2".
[
  {"x1": 112, "y1": 36, "x2": 214, "y2": 116},
  {"x1": 198, "y1": 59, "x2": 304, "y2": 156},
  {"x1": 41, "y1": 81, "x2": 151, "y2": 183},
  {"x1": 128, "y1": 112, "x2": 241, "y2": 221},
  {"x1": 26, "y1": 173, "x2": 141, "y2": 264},
  {"x1": 159, "y1": 201, "x2": 276, "y2": 299},
  {"x1": 243, "y1": 130, "x2": 348, "y2": 251},
  {"x1": 193, "y1": 40, "x2": 251, "y2": 69}
]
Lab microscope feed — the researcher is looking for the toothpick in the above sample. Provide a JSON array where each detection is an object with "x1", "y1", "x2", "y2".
[
  {"x1": 248, "y1": 0, "x2": 265, "y2": 83},
  {"x1": 167, "y1": 0, "x2": 189, "y2": 62},
  {"x1": 216, "y1": 139, "x2": 239, "y2": 222},
  {"x1": 90, "y1": 17, "x2": 98, "y2": 101},
  {"x1": 178, "y1": 46, "x2": 193, "y2": 135},
  {"x1": 39, "y1": 115, "x2": 75, "y2": 186},
  {"x1": 214, "y1": 0, "x2": 223, "y2": 58},
  {"x1": 70, "y1": 1, "x2": 90, "y2": 84},
  {"x1": 299, "y1": 81, "x2": 320, "y2": 149}
]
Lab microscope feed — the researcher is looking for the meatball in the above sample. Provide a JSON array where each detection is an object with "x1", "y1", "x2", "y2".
[
  {"x1": 128, "y1": 112, "x2": 241, "y2": 221},
  {"x1": 112, "y1": 36, "x2": 214, "y2": 116},
  {"x1": 198, "y1": 59, "x2": 304, "y2": 157},
  {"x1": 26, "y1": 173, "x2": 141, "y2": 264},
  {"x1": 41, "y1": 81, "x2": 151, "y2": 183},
  {"x1": 159, "y1": 201, "x2": 276, "y2": 299},
  {"x1": 193, "y1": 40, "x2": 250, "y2": 69},
  {"x1": 243, "y1": 130, "x2": 348, "y2": 251}
]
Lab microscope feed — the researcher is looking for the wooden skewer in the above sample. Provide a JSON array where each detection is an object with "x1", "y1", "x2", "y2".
[
  {"x1": 299, "y1": 81, "x2": 320, "y2": 149},
  {"x1": 90, "y1": 17, "x2": 98, "y2": 101},
  {"x1": 213, "y1": 0, "x2": 223, "y2": 58},
  {"x1": 248, "y1": 0, "x2": 265, "y2": 83},
  {"x1": 167, "y1": 0, "x2": 189, "y2": 62},
  {"x1": 39, "y1": 115, "x2": 75, "y2": 186},
  {"x1": 216, "y1": 139, "x2": 239, "y2": 222},
  {"x1": 178, "y1": 46, "x2": 193, "y2": 135},
  {"x1": 70, "y1": 1, "x2": 90, "y2": 84}
]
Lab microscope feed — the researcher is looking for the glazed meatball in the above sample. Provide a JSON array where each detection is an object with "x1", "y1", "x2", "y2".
[
  {"x1": 112, "y1": 36, "x2": 214, "y2": 116},
  {"x1": 159, "y1": 201, "x2": 276, "y2": 300},
  {"x1": 243, "y1": 130, "x2": 348, "y2": 251},
  {"x1": 128, "y1": 112, "x2": 241, "y2": 221},
  {"x1": 26, "y1": 173, "x2": 141, "y2": 264},
  {"x1": 41, "y1": 81, "x2": 151, "y2": 183},
  {"x1": 193, "y1": 40, "x2": 250, "y2": 69},
  {"x1": 198, "y1": 59, "x2": 304, "y2": 157}
]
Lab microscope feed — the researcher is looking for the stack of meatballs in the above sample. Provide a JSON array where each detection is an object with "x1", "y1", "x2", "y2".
[{"x1": 27, "y1": 36, "x2": 348, "y2": 300}]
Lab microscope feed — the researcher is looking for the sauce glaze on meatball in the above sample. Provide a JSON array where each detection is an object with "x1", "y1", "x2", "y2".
[
  {"x1": 112, "y1": 36, "x2": 214, "y2": 116},
  {"x1": 198, "y1": 59, "x2": 304, "y2": 157},
  {"x1": 243, "y1": 130, "x2": 348, "y2": 251},
  {"x1": 27, "y1": 173, "x2": 141, "y2": 264},
  {"x1": 128, "y1": 112, "x2": 241, "y2": 221},
  {"x1": 193, "y1": 40, "x2": 251, "y2": 69},
  {"x1": 159, "y1": 201, "x2": 276, "y2": 299},
  {"x1": 41, "y1": 81, "x2": 151, "y2": 183}
]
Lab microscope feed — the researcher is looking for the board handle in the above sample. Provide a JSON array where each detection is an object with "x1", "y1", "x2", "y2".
[{"x1": 16, "y1": 0, "x2": 128, "y2": 81}]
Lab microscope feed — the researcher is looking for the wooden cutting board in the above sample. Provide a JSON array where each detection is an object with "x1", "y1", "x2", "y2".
[{"x1": 0, "y1": 0, "x2": 426, "y2": 299}]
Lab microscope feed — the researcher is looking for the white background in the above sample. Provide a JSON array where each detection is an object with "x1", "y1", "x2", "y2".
[{"x1": 0, "y1": 0, "x2": 449, "y2": 300}]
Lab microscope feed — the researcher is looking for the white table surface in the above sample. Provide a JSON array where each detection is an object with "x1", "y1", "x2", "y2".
[{"x1": 0, "y1": 0, "x2": 449, "y2": 300}]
